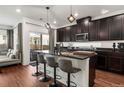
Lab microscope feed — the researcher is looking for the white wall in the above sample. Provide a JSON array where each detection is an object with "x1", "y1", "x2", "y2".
[
  {"x1": 13, "y1": 25, "x2": 18, "y2": 51},
  {"x1": 22, "y1": 17, "x2": 48, "y2": 65}
]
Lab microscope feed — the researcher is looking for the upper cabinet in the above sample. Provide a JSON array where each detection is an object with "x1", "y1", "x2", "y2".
[
  {"x1": 108, "y1": 15, "x2": 122, "y2": 40},
  {"x1": 76, "y1": 17, "x2": 91, "y2": 33},
  {"x1": 89, "y1": 20, "x2": 99, "y2": 41},
  {"x1": 57, "y1": 28, "x2": 64, "y2": 42},
  {"x1": 57, "y1": 14, "x2": 124, "y2": 42},
  {"x1": 70, "y1": 25, "x2": 77, "y2": 41},
  {"x1": 98, "y1": 18, "x2": 109, "y2": 41}
]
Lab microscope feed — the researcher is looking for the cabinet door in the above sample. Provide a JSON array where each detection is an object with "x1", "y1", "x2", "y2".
[
  {"x1": 121, "y1": 15, "x2": 124, "y2": 40},
  {"x1": 98, "y1": 19, "x2": 109, "y2": 40},
  {"x1": 108, "y1": 56, "x2": 123, "y2": 72},
  {"x1": 96, "y1": 54, "x2": 108, "y2": 69},
  {"x1": 57, "y1": 29, "x2": 60, "y2": 42},
  {"x1": 57, "y1": 28, "x2": 63, "y2": 42},
  {"x1": 64, "y1": 27, "x2": 71, "y2": 42},
  {"x1": 70, "y1": 25, "x2": 77, "y2": 41},
  {"x1": 108, "y1": 15, "x2": 122, "y2": 40},
  {"x1": 89, "y1": 21, "x2": 99, "y2": 41},
  {"x1": 80, "y1": 20, "x2": 89, "y2": 33}
]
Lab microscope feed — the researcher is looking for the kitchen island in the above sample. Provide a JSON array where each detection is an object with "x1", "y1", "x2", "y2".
[{"x1": 37, "y1": 51, "x2": 97, "y2": 87}]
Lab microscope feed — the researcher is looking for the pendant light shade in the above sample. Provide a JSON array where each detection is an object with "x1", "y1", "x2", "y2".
[
  {"x1": 45, "y1": 7, "x2": 51, "y2": 29},
  {"x1": 67, "y1": 6, "x2": 75, "y2": 23}
]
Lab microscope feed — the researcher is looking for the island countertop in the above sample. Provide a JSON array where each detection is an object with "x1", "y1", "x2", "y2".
[{"x1": 60, "y1": 51, "x2": 97, "y2": 60}]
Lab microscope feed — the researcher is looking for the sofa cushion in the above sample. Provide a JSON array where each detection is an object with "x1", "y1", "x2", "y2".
[
  {"x1": 9, "y1": 54, "x2": 16, "y2": 59},
  {"x1": 6, "y1": 52, "x2": 11, "y2": 57},
  {"x1": 0, "y1": 55, "x2": 8, "y2": 59},
  {"x1": 0, "y1": 58, "x2": 20, "y2": 63}
]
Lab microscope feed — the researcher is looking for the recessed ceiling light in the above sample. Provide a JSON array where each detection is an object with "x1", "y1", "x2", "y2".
[
  {"x1": 16, "y1": 9, "x2": 21, "y2": 13},
  {"x1": 74, "y1": 13, "x2": 79, "y2": 17},
  {"x1": 101, "y1": 9, "x2": 109, "y2": 14},
  {"x1": 53, "y1": 20, "x2": 57, "y2": 24}
]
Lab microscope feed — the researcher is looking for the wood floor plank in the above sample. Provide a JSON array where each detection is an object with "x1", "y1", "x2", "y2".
[{"x1": 0, "y1": 64, "x2": 124, "y2": 87}]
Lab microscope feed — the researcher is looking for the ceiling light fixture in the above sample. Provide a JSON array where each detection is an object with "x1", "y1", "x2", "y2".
[
  {"x1": 53, "y1": 20, "x2": 57, "y2": 24},
  {"x1": 45, "y1": 7, "x2": 51, "y2": 29},
  {"x1": 74, "y1": 12, "x2": 79, "y2": 17},
  {"x1": 67, "y1": 6, "x2": 75, "y2": 23},
  {"x1": 16, "y1": 9, "x2": 21, "y2": 13},
  {"x1": 101, "y1": 9, "x2": 109, "y2": 14}
]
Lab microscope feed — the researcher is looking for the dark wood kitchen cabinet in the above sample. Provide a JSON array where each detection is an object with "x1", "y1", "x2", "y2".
[
  {"x1": 98, "y1": 18, "x2": 109, "y2": 41},
  {"x1": 70, "y1": 25, "x2": 77, "y2": 41},
  {"x1": 121, "y1": 15, "x2": 124, "y2": 40},
  {"x1": 76, "y1": 17, "x2": 91, "y2": 34},
  {"x1": 89, "y1": 56, "x2": 97, "y2": 86},
  {"x1": 108, "y1": 15, "x2": 122, "y2": 40},
  {"x1": 57, "y1": 28, "x2": 64, "y2": 42},
  {"x1": 108, "y1": 56, "x2": 123, "y2": 72},
  {"x1": 57, "y1": 26, "x2": 71, "y2": 42},
  {"x1": 89, "y1": 21, "x2": 99, "y2": 41},
  {"x1": 64, "y1": 27, "x2": 71, "y2": 42},
  {"x1": 57, "y1": 14, "x2": 124, "y2": 42},
  {"x1": 96, "y1": 50, "x2": 124, "y2": 74},
  {"x1": 96, "y1": 52, "x2": 108, "y2": 70}
]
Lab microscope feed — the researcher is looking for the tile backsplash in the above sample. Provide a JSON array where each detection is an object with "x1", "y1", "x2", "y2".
[{"x1": 57, "y1": 40, "x2": 124, "y2": 48}]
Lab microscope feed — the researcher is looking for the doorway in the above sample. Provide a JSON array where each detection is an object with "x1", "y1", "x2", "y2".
[{"x1": 29, "y1": 32, "x2": 49, "y2": 62}]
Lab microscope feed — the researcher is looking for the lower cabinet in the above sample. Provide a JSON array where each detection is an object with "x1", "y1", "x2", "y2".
[
  {"x1": 108, "y1": 56, "x2": 124, "y2": 73},
  {"x1": 96, "y1": 51, "x2": 124, "y2": 74},
  {"x1": 96, "y1": 54, "x2": 108, "y2": 70}
]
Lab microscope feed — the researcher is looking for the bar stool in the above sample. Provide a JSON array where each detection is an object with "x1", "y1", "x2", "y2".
[
  {"x1": 37, "y1": 53, "x2": 51, "y2": 82},
  {"x1": 58, "y1": 59, "x2": 81, "y2": 87},
  {"x1": 46, "y1": 56, "x2": 62, "y2": 87},
  {"x1": 32, "y1": 52, "x2": 42, "y2": 76}
]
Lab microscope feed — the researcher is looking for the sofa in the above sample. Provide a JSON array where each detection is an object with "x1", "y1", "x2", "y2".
[{"x1": 0, "y1": 49, "x2": 21, "y2": 67}]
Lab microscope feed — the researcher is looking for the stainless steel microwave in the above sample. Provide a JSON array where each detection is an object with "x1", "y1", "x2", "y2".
[{"x1": 76, "y1": 33, "x2": 88, "y2": 41}]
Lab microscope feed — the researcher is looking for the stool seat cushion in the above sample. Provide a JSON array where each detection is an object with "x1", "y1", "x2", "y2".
[
  {"x1": 37, "y1": 54, "x2": 46, "y2": 64},
  {"x1": 58, "y1": 59, "x2": 81, "y2": 73},
  {"x1": 46, "y1": 56, "x2": 58, "y2": 68},
  {"x1": 70, "y1": 67, "x2": 81, "y2": 73}
]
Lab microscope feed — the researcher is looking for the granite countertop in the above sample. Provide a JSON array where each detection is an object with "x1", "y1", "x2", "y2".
[{"x1": 60, "y1": 51, "x2": 97, "y2": 60}]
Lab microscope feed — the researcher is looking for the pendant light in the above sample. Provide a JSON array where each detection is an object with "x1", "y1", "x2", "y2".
[
  {"x1": 67, "y1": 5, "x2": 75, "y2": 23},
  {"x1": 45, "y1": 7, "x2": 51, "y2": 29}
]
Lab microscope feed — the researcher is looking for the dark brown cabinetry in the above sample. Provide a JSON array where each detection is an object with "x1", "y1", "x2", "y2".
[
  {"x1": 57, "y1": 14, "x2": 124, "y2": 42},
  {"x1": 89, "y1": 56, "x2": 96, "y2": 86},
  {"x1": 108, "y1": 56, "x2": 123, "y2": 72},
  {"x1": 76, "y1": 17, "x2": 90, "y2": 33},
  {"x1": 98, "y1": 18, "x2": 109, "y2": 40},
  {"x1": 121, "y1": 15, "x2": 124, "y2": 40},
  {"x1": 96, "y1": 50, "x2": 124, "y2": 74},
  {"x1": 64, "y1": 27, "x2": 71, "y2": 42},
  {"x1": 57, "y1": 28, "x2": 64, "y2": 42},
  {"x1": 97, "y1": 53, "x2": 108, "y2": 70},
  {"x1": 70, "y1": 25, "x2": 77, "y2": 41},
  {"x1": 108, "y1": 15, "x2": 122, "y2": 40},
  {"x1": 89, "y1": 21, "x2": 99, "y2": 41}
]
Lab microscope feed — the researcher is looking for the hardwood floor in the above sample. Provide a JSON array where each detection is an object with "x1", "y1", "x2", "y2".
[
  {"x1": 94, "y1": 70, "x2": 124, "y2": 87},
  {"x1": 0, "y1": 64, "x2": 53, "y2": 87},
  {"x1": 0, "y1": 64, "x2": 124, "y2": 87}
]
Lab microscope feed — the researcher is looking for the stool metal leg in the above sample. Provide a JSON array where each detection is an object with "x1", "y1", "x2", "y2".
[
  {"x1": 49, "y1": 67, "x2": 62, "y2": 87},
  {"x1": 39, "y1": 62, "x2": 51, "y2": 82},
  {"x1": 32, "y1": 61, "x2": 42, "y2": 76},
  {"x1": 67, "y1": 73, "x2": 70, "y2": 87}
]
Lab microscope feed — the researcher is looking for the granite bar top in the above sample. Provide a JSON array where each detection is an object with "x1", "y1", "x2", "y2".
[
  {"x1": 34, "y1": 50, "x2": 97, "y2": 60},
  {"x1": 60, "y1": 51, "x2": 97, "y2": 60}
]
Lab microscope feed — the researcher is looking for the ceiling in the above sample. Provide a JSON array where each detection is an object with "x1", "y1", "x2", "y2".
[{"x1": 0, "y1": 5, "x2": 124, "y2": 27}]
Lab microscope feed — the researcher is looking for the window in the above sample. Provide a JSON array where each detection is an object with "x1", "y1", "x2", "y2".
[{"x1": 0, "y1": 30, "x2": 8, "y2": 50}]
